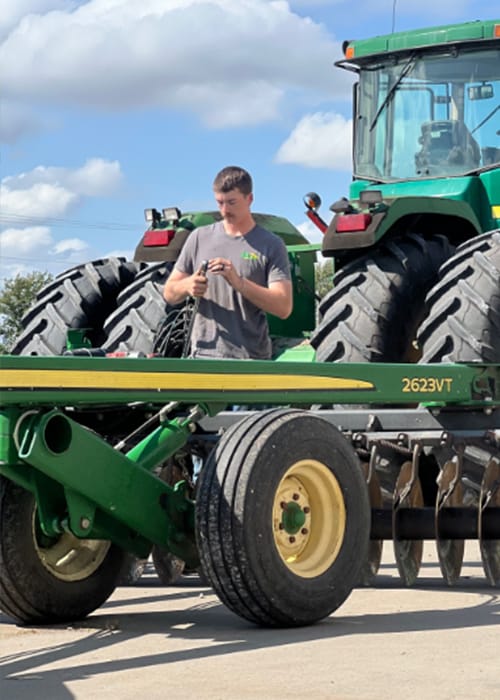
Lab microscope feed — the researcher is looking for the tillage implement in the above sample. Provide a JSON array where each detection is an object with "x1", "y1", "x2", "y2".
[{"x1": 1, "y1": 353, "x2": 500, "y2": 627}]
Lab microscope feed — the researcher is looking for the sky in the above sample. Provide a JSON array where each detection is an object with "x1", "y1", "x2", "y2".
[{"x1": 2, "y1": 0, "x2": 500, "y2": 282}]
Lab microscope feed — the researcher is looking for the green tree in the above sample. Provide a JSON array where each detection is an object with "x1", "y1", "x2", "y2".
[
  {"x1": 0, "y1": 271, "x2": 53, "y2": 353},
  {"x1": 315, "y1": 259, "x2": 334, "y2": 300}
]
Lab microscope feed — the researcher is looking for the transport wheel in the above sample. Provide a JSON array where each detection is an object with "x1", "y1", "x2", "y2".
[
  {"x1": 0, "y1": 478, "x2": 126, "y2": 625},
  {"x1": 117, "y1": 553, "x2": 148, "y2": 585},
  {"x1": 151, "y1": 548, "x2": 185, "y2": 584},
  {"x1": 103, "y1": 262, "x2": 178, "y2": 354},
  {"x1": 11, "y1": 257, "x2": 140, "y2": 355},
  {"x1": 150, "y1": 461, "x2": 190, "y2": 584},
  {"x1": 418, "y1": 230, "x2": 500, "y2": 362},
  {"x1": 195, "y1": 408, "x2": 370, "y2": 627},
  {"x1": 311, "y1": 233, "x2": 454, "y2": 362}
]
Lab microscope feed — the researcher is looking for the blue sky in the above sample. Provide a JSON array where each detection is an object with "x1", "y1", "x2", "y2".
[{"x1": 2, "y1": 0, "x2": 499, "y2": 282}]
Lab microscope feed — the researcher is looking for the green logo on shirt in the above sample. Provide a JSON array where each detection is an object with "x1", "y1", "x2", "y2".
[{"x1": 241, "y1": 251, "x2": 260, "y2": 261}]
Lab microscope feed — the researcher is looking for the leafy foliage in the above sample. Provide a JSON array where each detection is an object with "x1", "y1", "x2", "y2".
[
  {"x1": 314, "y1": 259, "x2": 334, "y2": 300},
  {"x1": 0, "y1": 271, "x2": 53, "y2": 353}
]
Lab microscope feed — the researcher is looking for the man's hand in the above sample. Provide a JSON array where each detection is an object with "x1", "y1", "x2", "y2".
[
  {"x1": 187, "y1": 269, "x2": 208, "y2": 298},
  {"x1": 207, "y1": 257, "x2": 292, "y2": 319},
  {"x1": 163, "y1": 265, "x2": 207, "y2": 304},
  {"x1": 207, "y1": 258, "x2": 241, "y2": 290}
]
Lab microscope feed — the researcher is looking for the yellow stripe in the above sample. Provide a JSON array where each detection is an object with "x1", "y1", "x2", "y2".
[
  {"x1": 492, "y1": 205, "x2": 500, "y2": 220},
  {"x1": 1, "y1": 369, "x2": 374, "y2": 392}
]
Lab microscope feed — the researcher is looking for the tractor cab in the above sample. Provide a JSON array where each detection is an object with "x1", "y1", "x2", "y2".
[{"x1": 337, "y1": 24, "x2": 500, "y2": 182}]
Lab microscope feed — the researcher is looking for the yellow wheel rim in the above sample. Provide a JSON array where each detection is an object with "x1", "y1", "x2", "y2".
[
  {"x1": 33, "y1": 513, "x2": 111, "y2": 582},
  {"x1": 273, "y1": 459, "x2": 346, "y2": 578}
]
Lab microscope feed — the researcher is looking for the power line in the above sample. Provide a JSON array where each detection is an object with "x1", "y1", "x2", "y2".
[
  {"x1": 0, "y1": 254, "x2": 91, "y2": 265},
  {"x1": 0, "y1": 212, "x2": 141, "y2": 232}
]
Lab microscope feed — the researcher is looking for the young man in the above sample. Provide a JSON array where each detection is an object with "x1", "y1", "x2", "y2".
[{"x1": 163, "y1": 166, "x2": 293, "y2": 359}]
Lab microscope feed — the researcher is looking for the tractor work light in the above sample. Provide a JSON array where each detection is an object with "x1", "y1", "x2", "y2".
[
  {"x1": 144, "y1": 208, "x2": 161, "y2": 224},
  {"x1": 162, "y1": 207, "x2": 181, "y2": 222},
  {"x1": 359, "y1": 190, "x2": 383, "y2": 207}
]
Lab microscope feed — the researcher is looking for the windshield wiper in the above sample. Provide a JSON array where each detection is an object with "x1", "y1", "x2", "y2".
[
  {"x1": 471, "y1": 103, "x2": 500, "y2": 134},
  {"x1": 369, "y1": 54, "x2": 416, "y2": 132}
]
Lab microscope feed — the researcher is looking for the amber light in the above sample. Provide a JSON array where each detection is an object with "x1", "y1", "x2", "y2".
[
  {"x1": 345, "y1": 45, "x2": 355, "y2": 59},
  {"x1": 494, "y1": 24, "x2": 500, "y2": 38}
]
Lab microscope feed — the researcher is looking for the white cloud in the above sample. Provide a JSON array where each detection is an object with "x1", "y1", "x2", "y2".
[
  {"x1": 0, "y1": 0, "x2": 350, "y2": 127},
  {"x1": 0, "y1": 0, "x2": 74, "y2": 41},
  {"x1": 275, "y1": 111, "x2": 352, "y2": 169},
  {"x1": 175, "y1": 81, "x2": 285, "y2": 128},
  {"x1": 4, "y1": 158, "x2": 122, "y2": 193},
  {"x1": 0, "y1": 158, "x2": 124, "y2": 278},
  {"x1": 63, "y1": 159, "x2": 123, "y2": 197},
  {"x1": 1, "y1": 183, "x2": 79, "y2": 219},
  {"x1": 1, "y1": 159, "x2": 123, "y2": 219},
  {"x1": 0, "y1": 225, "x2": 95, "y2": 280},
  {"x1": 106, "y1": 247, "x2": 135, "y2": 260},
  {"x1": 52, "y1": 238, "x2": 89, "y2": 254},
  {"x1": 296, "y1": 218, "x2": 325, "y2": 244},
  {"x1": 0, "y1": 226, "x2": 53, "y2": 255}
]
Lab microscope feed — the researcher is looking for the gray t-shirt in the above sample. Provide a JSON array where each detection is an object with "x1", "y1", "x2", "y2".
[{"x1": 174, "y1": 221, "x2": 290, "y2": 359}]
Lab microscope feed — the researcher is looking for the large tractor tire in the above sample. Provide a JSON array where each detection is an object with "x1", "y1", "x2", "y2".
[
  {"x1": 418, "y1": 230, "x2": 500, "y2": 363},
  {"x1": 195, "y1": 408, "x2": 370, "y2": 627},
  {"x1": 0, "y1": 477, "x2": 126, "y2": 624},
  {"x1": 103, "y1": 262, "x2": 183, "y2": 355},
  {"x1": 11, "y1": 257, "x2": 140, "y2": 355},
  {"x1": 311, "y1": 233, "x2": 454, "y2": 363},
  {"x1": 417, "y1": 231, "x2": 500, "y2": 509}
]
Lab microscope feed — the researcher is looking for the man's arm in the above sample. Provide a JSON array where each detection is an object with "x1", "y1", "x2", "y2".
[{"x1": 235, "y1": 277, "x2": 293, "y2": 320}]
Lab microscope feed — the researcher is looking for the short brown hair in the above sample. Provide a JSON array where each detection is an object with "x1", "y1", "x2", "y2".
[{"x1": 213, "y1": 166, "x2": 253, "y2": 195}]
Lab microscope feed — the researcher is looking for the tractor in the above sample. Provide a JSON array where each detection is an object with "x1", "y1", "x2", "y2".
[{"x1": 1, "y1": 19, "x2": 500, "y2": 627}]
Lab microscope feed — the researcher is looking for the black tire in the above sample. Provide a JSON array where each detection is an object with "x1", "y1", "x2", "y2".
[
  {"x1": 0, "y1": 477, "x2": 126, "y2": 625},
  {"x1": 418, "y1": 230, "x2": 500, "y2": 362},
  {"x1": 150, "y1": 461, "x2": 190, "y2": 584},
  {"x1": 103, "y1": 262, "x2": 177, "y2": 354},
  {"x1": 11, "y1": 258, "x2": 140, "y2": 355},
  {"x1": 311, "y1": 234, "x2": 454, "y2": 362},
  {"x1": 195, "y1": 408, "x2": 370, "y2": 627},
  {"x1": 151, "y1": 548, "x2": 185, "y2": 584},
  {"x1": 117, "y1": 553, "x2": 148, "y2": 586}
]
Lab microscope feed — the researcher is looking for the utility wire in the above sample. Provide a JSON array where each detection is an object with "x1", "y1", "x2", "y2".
[{"x1": 0, "y1": 212, "x2": 140, "y2": 231}]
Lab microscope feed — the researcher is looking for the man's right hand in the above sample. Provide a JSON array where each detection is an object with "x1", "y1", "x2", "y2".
[
  {"x1": 187, "y1": 270, "x2": 208, "y2": 298},
  {"x1": 164, "y1": 266, "x2": 207, "y2": 304}
]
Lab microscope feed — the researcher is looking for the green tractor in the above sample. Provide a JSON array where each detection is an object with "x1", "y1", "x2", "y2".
[
  {"x1": 309, "y1": 18, "x2": 500, "y2": 366},
  {"x1": 2, "y1": 19, "x2": 500, "y2": 626}
]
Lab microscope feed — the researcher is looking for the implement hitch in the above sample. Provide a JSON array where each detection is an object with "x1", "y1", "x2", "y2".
[{"x1": 4, "y1": 400, "x2": 207, "y2": 565}]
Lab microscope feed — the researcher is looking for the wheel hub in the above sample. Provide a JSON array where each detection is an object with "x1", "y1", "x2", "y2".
[
  {"x1": 34, "y1": 514, "x2": 111, "y2": 582},
  {"x1": 273, "y1": 459, "x2": 346, "y2": 578}
]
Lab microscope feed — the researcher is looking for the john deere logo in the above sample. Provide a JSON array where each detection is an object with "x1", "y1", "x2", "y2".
[{"x1": 241, "y1": 251, "x2": 259, "y2": 261}]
